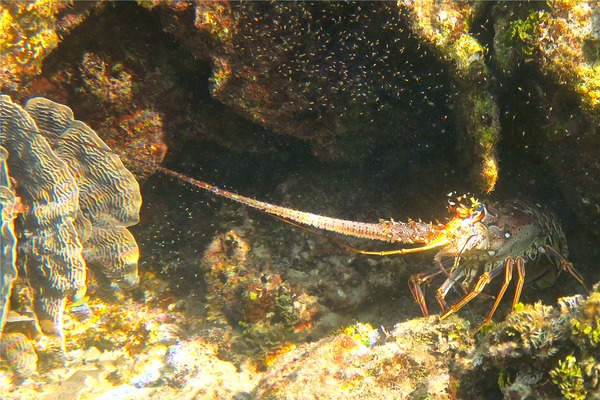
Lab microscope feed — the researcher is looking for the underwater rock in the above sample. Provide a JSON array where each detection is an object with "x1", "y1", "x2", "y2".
[
  {"x1": 73, "y1": 51, "x2": 168, "y2": 179},
  {"x1": 494, "y1": 1, "x2": 599, "y2": 117},
  {"x1": 399, "y1": 0, "x2": 499, "y2": 192},
  {"x1": 0, "y1": 1, "x2": 66, "y2": 90},
  {"x1": 79, "y1": 52, "x2": 133, "y2": 110},
  {"x1": 491, "y1": 1, "x2": 600, "y2": 240},
  {"x1": 162, "y1": 337, "x2": 259, "y2": 396},
  {"x1": 25, "y1": 48, "x2": 168, "y2": 178},
  {"x1": 0, "y1": 95, "x2": 141, "y2": 338},
  {"x1": 128, "y1": 344, "x2": 167, "y2": 388},
  {"x1": 16, "y1": 36, "x2": 168, "y2": 180},
  {"x1": 112, "y1": 107, "x2": 167, "y2": 180},
  {"x1": 254, "y1": 318, "x2": 472, "y2": 399},
  {"x1": 0, "y1": 1, "x2": 100, "y2": 91},
  {"x1": 202, "y1": 229, "x2": 322, "y2": 366},
  {"x1": 148, "y1": 1, "x2": 451, "y2": 162}
]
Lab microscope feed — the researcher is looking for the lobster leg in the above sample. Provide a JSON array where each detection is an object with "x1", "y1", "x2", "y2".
[
  {"x1": 435, "y1": 267, "x2": 467, "y2": 313},
  {"x1": 440, "y1": 260, "x2": 508, "y2": 321},
  {"x1": 482, "y1": 257, "x2": 525, "y2": 324},
  {"x1": 511, "y1": 257, "x2": 526, "y2": 311},
  {"x1": 543, "y1": 245, "x2": 590, "y2": 294},
  {"x1": 409, "y1": 267, "x2": 446, "y2": 317},
  {"x1": 409, "y1": 274, "x2": 430, "y2": 317}
]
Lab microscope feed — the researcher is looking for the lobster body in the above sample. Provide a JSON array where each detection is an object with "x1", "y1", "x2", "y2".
[
  {"x1": 412, "y1": 199, "x2": 587, "y2": 323},
  {"x1": 469, "y1": 201, "x2": 567, "y2": 284},
  {"x1": 438, "y1": 201, "x2": 567, "y2": 289}
]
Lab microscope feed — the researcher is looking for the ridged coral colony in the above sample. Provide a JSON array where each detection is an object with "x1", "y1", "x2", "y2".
[{"x1": 0, "y1": 95, "x2": 141, "y2": 343}]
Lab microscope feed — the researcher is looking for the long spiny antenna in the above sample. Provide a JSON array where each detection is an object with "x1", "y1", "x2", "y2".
[
  {"x1": 4, "y1": 125, "x2": 439, "y2": 246},
  {"x1": 155, "y1": 165, "x2": 440, "y2": 244}
]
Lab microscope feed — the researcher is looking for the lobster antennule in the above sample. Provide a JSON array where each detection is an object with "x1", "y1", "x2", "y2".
[
  {"x1": 344, "y1": 238, "x2": 450, "y2": 256},
  {"x1": 158, "y1": 166, "x2": 438, "y2": 244}
]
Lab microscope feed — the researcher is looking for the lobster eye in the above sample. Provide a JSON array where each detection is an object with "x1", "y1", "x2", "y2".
[
  {"x1": 476, "y1": 204, "x2": 485, "y2": 213},
  {"x1": 471, "y1": 204, "x2": 485, "y2": 221}
]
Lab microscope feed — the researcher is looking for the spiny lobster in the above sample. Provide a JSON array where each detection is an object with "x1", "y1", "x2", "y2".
[{"x1": 160, "y1": 167, "x2": 589, "y2": 324}]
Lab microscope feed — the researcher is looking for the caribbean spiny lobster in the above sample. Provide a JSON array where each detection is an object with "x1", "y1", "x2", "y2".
[{"x1": 160, "y1": 167, "x2": 589, "y2": 324}]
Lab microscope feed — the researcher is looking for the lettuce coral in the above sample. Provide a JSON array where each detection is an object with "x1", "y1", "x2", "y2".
[{"x1": 0, "y1": 95, "x2": 141, "y2": 340}]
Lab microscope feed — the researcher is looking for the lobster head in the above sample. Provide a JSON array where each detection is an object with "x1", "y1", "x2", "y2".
[{"x1": 429, "y1": 196, "x2": 490, "y2": 259}]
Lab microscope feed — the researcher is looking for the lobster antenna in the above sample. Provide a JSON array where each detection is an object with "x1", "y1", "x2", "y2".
[{"x1": 6, "y1": 126, "x2": 439, "y2": 245}]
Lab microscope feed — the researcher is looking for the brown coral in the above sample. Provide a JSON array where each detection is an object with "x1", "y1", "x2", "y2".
[
  {"x1": 1, "y1": 94, "x2": 86, "y2": 337},
  {"x1": 0, "y1": 332, "x2": 38, "y2": 378}
]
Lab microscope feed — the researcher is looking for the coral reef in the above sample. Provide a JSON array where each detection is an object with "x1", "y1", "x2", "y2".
[
  {"x1": 490, "y1": 1, "x2": 600, "y2": 240},
  {"x1": 1, "y1": 1, "x2": 599, "y2": 398},
  {"x1": 0, "y1": 95, "x2": 141, "y2": 341},
  {"x1": 91, "y1": 0, "x2": 600, "y2": 245},
  {"x1": 5, "y1": 0, "x2": 599, "y2": 222},
  {"x1": 0, "y1": 249, "x2": 597, "y2": 400},
  {"x1": 10, "y1": 7, "x2": 170, "y2": 179},
  {"x1": 254, "y1": 317, "x2": 472, "y2": 399},
  {"x1": 475, "y1": 283, "x2": 600, "y2": 399},
  {"x1": 79, "y1": 52, "x2": 133, "y2": 110},
  {"x1": 0, "y1": 1, "x2": 65, "y2": 91},
  {"x1": 74, "y1": 50, "x2": 168, "y2": 179},
  {"x1": 0, "y1": 267, "x2": 260, "y2": 399},
  {"x1": 0, "y1": 332, "x2": 38, "y2": 379},
  {"x1": 148, "y1": 1, "x2": 453, "y2": 164},
  {"x1": 494, "y1": 1, "x2": 599, "y2": 117},
  {"x1": 202, "y1": 229, "x2": 322, "y2": 367},
  {"x1": 1, "y1": 95, "x2": 86, "y2": 338}
]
